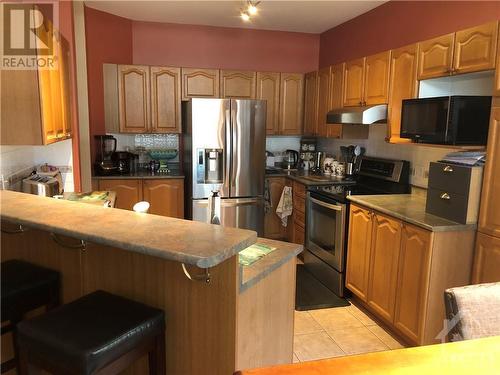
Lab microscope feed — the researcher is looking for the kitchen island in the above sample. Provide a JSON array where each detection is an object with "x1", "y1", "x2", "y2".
[{"x1": 0, "y1": 191, "x2": 302, "y2": 375}]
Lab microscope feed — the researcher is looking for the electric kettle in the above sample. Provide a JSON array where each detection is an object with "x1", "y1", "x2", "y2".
[{"x1": 283, "y1": 150, "x2": 299, "y2": 170}]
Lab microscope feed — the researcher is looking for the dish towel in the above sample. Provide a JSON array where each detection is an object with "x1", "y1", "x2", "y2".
[
  {"x1": 276, "y1": 186, "x2": 293, "y2": 227},
  {"x1": 264, "y1": 179, "x2": 272, "y2": 214}
]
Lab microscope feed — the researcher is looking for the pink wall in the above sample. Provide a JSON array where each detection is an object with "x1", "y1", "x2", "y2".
[
  {"x1": 84, "y1": 6, "x2": 133, "y2": 138},
  {"x1": 132, "y1": 21, "x2": 319, "y2": 73},
  {"x1": 319, "y1": 1, "x2": 500, "y2": 67}
]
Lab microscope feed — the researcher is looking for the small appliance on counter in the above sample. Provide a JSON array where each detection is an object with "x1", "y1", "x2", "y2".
[
  {"x1": 94, "y1": 135, "x2": 118, "y2": 176},
  {"x1": 282, "y1": 149, "x2": 299, "y2": 170},
  {"x1": 112, "y1": 151, "x2": 135, "y2": 174},
  {"x1": 22, "y1": 164, "x2": 63, "y2": 197}
]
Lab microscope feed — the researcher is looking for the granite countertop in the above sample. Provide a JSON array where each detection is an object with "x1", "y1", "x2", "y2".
[
  {"x1": 0, "y1": 191, "x2": 256, "y2": 268},
  {"x1": 266, "y1": 169, "x2": 350, "y2": 186},
  {"x1": 239, "y1": 238, "x2": 302, "y2": 292},
  {"x1": 93, "y1": 170, "x2": 184, "y2": 179},
  {"x1": 347, "y1": 194, "x2": 477, "y2": 232}
]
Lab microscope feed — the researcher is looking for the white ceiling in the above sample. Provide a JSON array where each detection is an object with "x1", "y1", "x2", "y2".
[{"x1": 84, "y1": 1, "x2": 387, "y2": 34}]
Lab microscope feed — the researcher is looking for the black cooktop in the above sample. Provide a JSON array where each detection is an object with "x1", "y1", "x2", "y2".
[{"x1": 308, "y1": 183, "x2": 398, "y2": 203}]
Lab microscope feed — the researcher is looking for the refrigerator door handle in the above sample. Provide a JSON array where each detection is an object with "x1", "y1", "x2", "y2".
[
  {"x1": 231, "y1": 105, "x2": 238, "y2": 189},
  {"x1": 224, "y1": 106, "x2": 232, "y2": 195}
]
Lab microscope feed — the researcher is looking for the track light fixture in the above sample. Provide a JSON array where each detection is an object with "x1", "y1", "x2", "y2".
[{"x1": 240, "y1": 1, "x2": 260, "y2": 22}]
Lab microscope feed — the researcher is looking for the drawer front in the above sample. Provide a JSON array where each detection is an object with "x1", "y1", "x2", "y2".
[
  {"x1": 294, "y1": 209, "x2": 305, "y2": 227},
  {"x1": 428, "y1": 162, "x2": 471, "y2": 196},
  {"x1": 293, "y1": 181, "x2": 306, "y2": 198},
  {"x1": 426, "y1": 187, "x2": 468, "y2": 224},
  {"x1": 294, "y1": 195, "x2": 305, "y2": 213}
]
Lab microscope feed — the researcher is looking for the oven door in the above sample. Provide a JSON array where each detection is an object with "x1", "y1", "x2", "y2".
[{"x1": 306, "y1": 192, "x2": 346, "y2": 272}]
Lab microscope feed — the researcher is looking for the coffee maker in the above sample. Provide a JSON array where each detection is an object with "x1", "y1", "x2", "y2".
[{"x1": 94, "y1": 135, "x2": 118, "y2": 175}]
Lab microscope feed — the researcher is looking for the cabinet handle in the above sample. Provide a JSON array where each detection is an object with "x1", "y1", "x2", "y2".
[
  {"x1": 181, "y1": 263, "x2": 211, "y2": 283},
  {"x1": 440, "y1": 192, "x2": 451, "y2": 200},
  {"x1": 50, "y1": 233, "x2": 86, "y2": 251},
  {"x1": 358, "y1": 101, "x2": 362, "y2": 106},
  {"x1": 1, "y1": 224, "x2": 27, "y2": 234},
  {"x1": 443, "y1": 165, "x2": 454, "y2": 173}
]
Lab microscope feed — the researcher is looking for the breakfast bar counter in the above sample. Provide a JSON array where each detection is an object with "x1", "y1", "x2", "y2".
[{"x1": 0, "y1": 191, "x2": 300, "y2": 374}]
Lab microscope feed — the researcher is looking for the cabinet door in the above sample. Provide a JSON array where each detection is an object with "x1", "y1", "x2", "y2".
[
  {"x1": 417, "y1": 33, "x2": 455, "y2": 79},
  {"x1": 366, "y1": 213, "x2": 402, "y2": 323},
  {"x1": 387, "y1": 44, "x2": 418, "y2": 143},
  {"x1": 220, "y1": 70, "x2": 256, "y2": 99},
  {"x1": 327, "y1": 63, "x2": 344, "y2": 138},
  {"x1": 303, "y1": 71, "x2": 318, "y2": 135},
  {"x1": 143, "y1": 179, "x2": 184, "y2": 218},
  {"x1": 454, "y1": 22, "x2": 498, "y2": 74},
  {"x1": 346, "y1": 205, "x2": 373, "y2": 302},
  {"x1": 256, "y1": 72, "x2": 280, "y2": 135},
  {"x1": 182, "y1": 68, "x2": 220, "y2": 100},
  {"x1": 279, "y1": 73, "x2": 304, "y2": 135},
  {"x1": 478, "y1": 104, "x2": 500, "y2": 238},
  {"x1": 59, "y1": 37, "x2": 72, "y2": 140},
  {"x1": 393, "y1": 224, "x2": 432, "y2": 344},
  {"x1": 364, "y1": 51, "x2": 391, "y2": 105},
  {"x1": 495, "y1": 27, "x2": 500, "y2": 96},
  {"x1": 98, "y1": 179, "x2": 142, "y2": 211},
  {"x1": 264, "y1": 177, "x2": 286, "y2": 240},
  {"x1": 150, "y1": 66, "x2": 181, "y2": 134},
  {"x1": 316, "y1": 67, "x2": 331, "y2": 137},
  {"x1": 343, "y1": 58, "x2": 365, "y2": 107},
  {"x1": 118, "y1": 65, "x2": 150, "y2": 133},
  {"x1": 293, "y1": 222, "x2": 305, "y2": 246},
  {"x1": 472, "y1": 232, "x2": 500, "y2": 284}
]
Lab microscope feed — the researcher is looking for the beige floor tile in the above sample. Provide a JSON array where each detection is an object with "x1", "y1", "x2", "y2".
[
  {"x1": 293, "y1": 353, "x2": 300, "y2": 363},
  {"x1": 346, "y1": 303, "x2": 378, "y2": 326},
  {"x1": 294, "y1": 311, "x2": 324, "y2": 335},
  {"x1": 294, "y1": 332, "x2": 345, "y2": 362},
  {"x1": 327, "y1": 326, "x2": 390, "y2": 355},
  {"x1": 367, "y1": 325, "x2": 406, "y2": 350},
  {"x1": 309, "y1": 307, "x2": 364, "y2": 331}
]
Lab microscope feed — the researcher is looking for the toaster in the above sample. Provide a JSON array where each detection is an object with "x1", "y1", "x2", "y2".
[{"x1": 22, "y1": 174, "x2": 60, "y2": 197}]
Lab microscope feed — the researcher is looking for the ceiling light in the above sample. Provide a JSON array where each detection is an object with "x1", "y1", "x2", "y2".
[
  {"x1": 247, "y1": 3, "x2": 258, "y2": 15},
  {"x1": 240, "y1": 11, "x2": 250, "y2": 22}
]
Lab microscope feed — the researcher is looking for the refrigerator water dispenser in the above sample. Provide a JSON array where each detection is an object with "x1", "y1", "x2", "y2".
[{"x1": 197, "y1": 148, "x2": 224, "y2": 184}]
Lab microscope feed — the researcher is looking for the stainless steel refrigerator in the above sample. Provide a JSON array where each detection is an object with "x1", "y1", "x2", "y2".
[{"x1": 183, "y1": 98, "x2": 266, "y2": 235}]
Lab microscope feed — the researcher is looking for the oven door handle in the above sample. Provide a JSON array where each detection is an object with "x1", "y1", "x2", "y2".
[{"x1": 309, "y1": 196, "x2": 343, "y2": 211}]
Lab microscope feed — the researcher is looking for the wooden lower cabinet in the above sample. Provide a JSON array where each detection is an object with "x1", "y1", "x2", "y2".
[
  {"x1": 346, "y1": 205, "x2": 373, "y2": 302},
  {"x1": 143, "y1": 179, "x2": 184, "y2": 219},
  {"x1": 264, "y1": 177, "x2": 287, "y2": 240},
  {"x1": 98, "y1": 179, "x2": 142, "y2": 210},
  {"x1": 98, "y1": 178, "x2": 184, "y2": 218},
  {"x1": 346, "y1": 204, "x2": 475, "y2": 345},
  {"x1": 366, "y1": 213, "x2": 402, "y2": 323},
  {"x1": 393, "y1": 224, "x2": 432, "y2": 344},
  {"x1": 472, "y1": 231, "x2": 500, "y2": 283},
  {"x1": 291, "y1": 181, "x2": 306, "y2": 245}
]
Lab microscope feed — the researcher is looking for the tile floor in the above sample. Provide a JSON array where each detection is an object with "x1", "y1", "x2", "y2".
[{"x1": 293, "y1": 301, "x2": 406, "y2": 362}]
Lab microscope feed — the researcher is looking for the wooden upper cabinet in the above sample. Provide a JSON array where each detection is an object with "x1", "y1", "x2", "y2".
[
  {"x1": 316, "y1": 66, "x2": 331, "y2": 137},
  {"x1": 387, "y1": 44, "x2": 418, "y2": 143},
  {"x1": 143, "y1": 179, "x2": 184, "y2": 219},
  {"x1": 454, "y1": 22, "x2": 498, "y2": 74},
  {"x1": 327, "y1": 63, "x2": 344, "y2": 139},
  {"x1": 279, "y1": 73, "x2": 304, "y2": 135},
  {"x1": 495, "y1": 26, "x2": 500, "y2": 96},
  {"x1": 182, "y1": 68, "x2": 219, "y2": 100},
  {"x1": 59, "y1": 37, "x2": 73, "y2": 140},
  {"x1": 256, "y1": 72, "x2": 280, "y2": 135},
  {"x1": 118, "y1": 65, "x2": 150, "y2": 133},
  {"x1": 97, "y1": 179, "x2": 142, "y2": 211},
  {"x1": 343, "y1": 58, "x2": 365, "y2": 107},
  {"x1": 367, "y1": 213, "x2": 402, "y2": 323},
  {"x1": 220, "y1": 70, "x2": 256, "y2": 99},
  {"x1": 393, "y1": 224, "x2": 432, "y2": 344},
  {"x1": 472, "y1": 232, "x2": 500, "y2": 284},
  {"x1": 417, "y1": 33, "x2": 455, "y2": 79},
  {"x1": 346, "y1": 204, "x2": 373, "y2": 302},
  {"x1": 303, "y1": 71, "x2": 318, "y2": 136},
  {"x1": 150, "y1": 66, "x2": 181, "y2": 134},
  {"x1": 478, "y1": 103, "x2": 500, "y2": 237},
  {"x1": 364, "y1": 51, "x2": 391, "y2": 105}
]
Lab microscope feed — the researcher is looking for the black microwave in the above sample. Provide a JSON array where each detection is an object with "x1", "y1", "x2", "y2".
[{"x1": 400, "y1": 95, "x2": 491, "y2": 145}]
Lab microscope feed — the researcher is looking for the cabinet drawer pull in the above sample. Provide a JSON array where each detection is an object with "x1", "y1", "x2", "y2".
[
  {"x1": 182, "y1": 263, "x2": 211, "y2": 283},
  {"x1": 443, "y1": 165, "x2": 454, "y2": 173},
  {"x1": 440, "y1": 192, "x2": 451, "y2": 200},
  {"x1": 50, "y1": 233, "x2": 86, "y2": 251},
  {"x1": 1, "y1": 224, "x2": 27, "y2": 234}
]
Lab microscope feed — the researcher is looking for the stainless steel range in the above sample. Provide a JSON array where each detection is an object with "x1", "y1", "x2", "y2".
[{"x1": 304, "y1": 156, "x2": 411, "y2": 297}]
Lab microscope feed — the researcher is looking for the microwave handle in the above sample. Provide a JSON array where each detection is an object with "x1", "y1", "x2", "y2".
[{"x1": 309, "y1": 196, "x2": 343, "y2": 211}]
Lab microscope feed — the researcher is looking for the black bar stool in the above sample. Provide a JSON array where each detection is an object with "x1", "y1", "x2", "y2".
[
  {"x1": 1, "y1": 259, "x2": 60, "y2": 373},
  {"x1": 16, "y1": 290, "x2": 166, "y2": 375}
]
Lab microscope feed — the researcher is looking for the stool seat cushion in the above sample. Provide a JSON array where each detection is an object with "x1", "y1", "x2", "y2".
[
  {"x1": 17, "y1": 290, "x2": 165, "y2": 375},
  {"x1": 1, "y1": 260, "x2": 60, "y2": 321}
]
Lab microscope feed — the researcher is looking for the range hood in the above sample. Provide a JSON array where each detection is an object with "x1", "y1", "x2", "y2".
[{"x1": 326, "y1": 104, "x2": 388, "y2": 125}]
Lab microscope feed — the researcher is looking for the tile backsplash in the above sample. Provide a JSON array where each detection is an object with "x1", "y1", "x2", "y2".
[{"x1": 110, "y1": 133, "x2": 180, "y2": 162}]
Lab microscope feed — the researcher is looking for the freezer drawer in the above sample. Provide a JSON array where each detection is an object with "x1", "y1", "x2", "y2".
[{"x1": 192, "y1": 197, "x2": 264, "y2": 235}]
